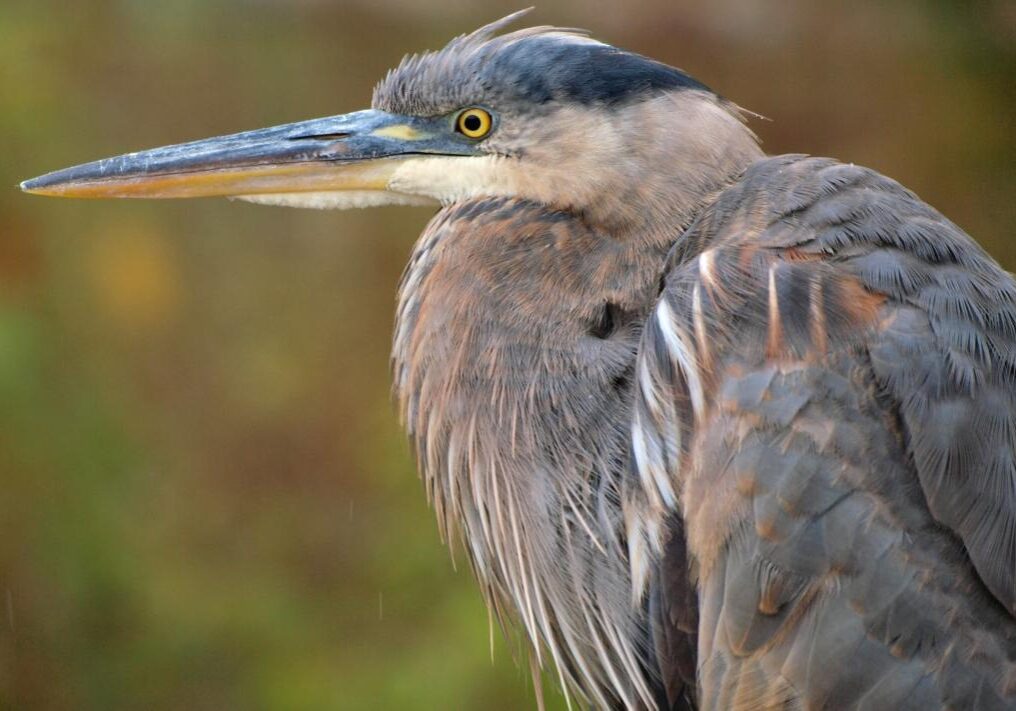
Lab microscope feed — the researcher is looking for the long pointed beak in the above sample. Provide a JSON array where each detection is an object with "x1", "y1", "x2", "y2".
[{"x1": 20, "y1": 110, "x2": 462, "y2": 201}]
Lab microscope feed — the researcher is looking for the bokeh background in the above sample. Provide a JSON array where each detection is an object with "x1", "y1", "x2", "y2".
[{"x1": 1, "y1": 1, "x2": 1014, "y2": 709}]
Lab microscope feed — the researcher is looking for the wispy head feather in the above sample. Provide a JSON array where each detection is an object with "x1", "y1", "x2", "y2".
[{"x1": 373, "y1": 10, "x2": 709, "y2": 117}]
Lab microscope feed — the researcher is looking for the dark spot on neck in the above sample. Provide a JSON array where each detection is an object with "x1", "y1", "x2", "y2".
[
  {"x1": 611, "y1": 362, "x2": 634, "y2": 396},
  {"x1": 590, "y1": 301, "x2": 647, "y2": 347},
  {"x1": 590, "y1": 302, "x2": 621, "y2": 339}
]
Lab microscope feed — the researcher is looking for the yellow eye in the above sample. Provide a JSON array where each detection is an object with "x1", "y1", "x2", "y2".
[{"x1": 456, "y1": 108, "x2": 493, "y2": 139}]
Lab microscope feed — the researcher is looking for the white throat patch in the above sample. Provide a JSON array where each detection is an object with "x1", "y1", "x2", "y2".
[{"x1": 233, "y1": 190, "x2": 437, "y2": 210}]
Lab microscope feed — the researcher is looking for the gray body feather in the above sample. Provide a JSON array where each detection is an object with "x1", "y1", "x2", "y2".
[
  {"x1": 635, "y1": 156, "x2": 1016, "y2": 708},
  {"x1": 394, "y1": 155, "x2": 1016, "y2": 709},
  {"x1": 377, "y1": 15, "x2": 1016, "y2": 710}
]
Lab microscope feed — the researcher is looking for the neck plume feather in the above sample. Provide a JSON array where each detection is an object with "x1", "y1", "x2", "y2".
[{"x1": 391, "y1": 106, "x2": 760, "y2": 706}]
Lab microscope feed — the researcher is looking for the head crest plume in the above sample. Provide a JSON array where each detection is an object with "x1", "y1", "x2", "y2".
[
  {"x1": 372, "y1": 9, "x2": 601, "y2": 115},
  {"x1": 443, "y1": 8, "x2": 591, "y2": 51}
]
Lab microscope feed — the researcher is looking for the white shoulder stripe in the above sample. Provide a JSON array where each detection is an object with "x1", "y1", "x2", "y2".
[{"x1": 656, "y1": 297, "x2": 705, "y2": 420}]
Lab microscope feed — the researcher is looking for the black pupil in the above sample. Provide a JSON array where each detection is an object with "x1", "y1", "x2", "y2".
[{"x1": 463, "y1": 114, "x2": 483, "y2": 133}]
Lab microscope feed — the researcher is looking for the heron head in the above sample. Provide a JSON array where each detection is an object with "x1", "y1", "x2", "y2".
[{"x1": 22, "y1": 10, "x2": 759, "y2": 231}]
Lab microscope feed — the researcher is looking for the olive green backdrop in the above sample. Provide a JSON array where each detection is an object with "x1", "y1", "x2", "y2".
[{"x1": 2, "y1": 1, "x2": 1014, "y2": 709}]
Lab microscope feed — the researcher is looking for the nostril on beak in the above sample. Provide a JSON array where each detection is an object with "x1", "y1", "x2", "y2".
[{"x1": 287, "y1": 132, "x2": 352, "y2": 141}]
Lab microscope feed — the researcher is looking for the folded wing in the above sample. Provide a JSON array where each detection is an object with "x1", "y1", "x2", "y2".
[{"x1": 634, "y1": 156, "x2": 1016, "y2": 709}]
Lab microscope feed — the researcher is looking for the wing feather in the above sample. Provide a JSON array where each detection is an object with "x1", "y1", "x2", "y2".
[{"x1": 638, "y1": 156, "x2": 1016, "y2": 709}]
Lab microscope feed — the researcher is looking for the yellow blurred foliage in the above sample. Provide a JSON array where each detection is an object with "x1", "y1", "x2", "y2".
[{"x1": 88, "y1": 220, "x2": 182, "y2": 334}]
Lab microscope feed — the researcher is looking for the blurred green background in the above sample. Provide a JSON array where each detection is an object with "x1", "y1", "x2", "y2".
[{"x1": 1, "y1": 1, "x2": 1014, "y2": 709}]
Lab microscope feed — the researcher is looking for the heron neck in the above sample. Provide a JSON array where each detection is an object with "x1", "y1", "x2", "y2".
[
  {"x1": 509, "y1": 93, "x2": 764, "y2": 241},
  {"x1": 393, "y1": 193, "x2": 704, "y2": 706}
]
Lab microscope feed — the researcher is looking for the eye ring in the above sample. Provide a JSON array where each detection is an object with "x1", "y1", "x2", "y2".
[{"x1": 456, "y1": 108, "x2": 493, "y2": 139}]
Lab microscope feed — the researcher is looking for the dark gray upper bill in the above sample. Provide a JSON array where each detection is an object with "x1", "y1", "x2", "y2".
[{"x1": 20, "y1": 110, "x2": 467, "y2": 192}]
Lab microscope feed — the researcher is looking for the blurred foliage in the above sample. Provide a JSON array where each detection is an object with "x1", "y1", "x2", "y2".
[{"x1": 1, "y1": 0, "x2": 1014, "y2": 709}]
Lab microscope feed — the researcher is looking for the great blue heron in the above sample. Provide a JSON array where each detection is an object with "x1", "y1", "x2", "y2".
[{"x1": 21, "y1": 10, "x2": 1016, "y2": 710}]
